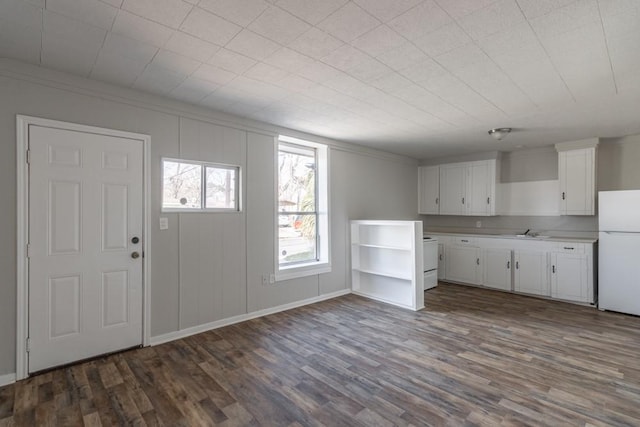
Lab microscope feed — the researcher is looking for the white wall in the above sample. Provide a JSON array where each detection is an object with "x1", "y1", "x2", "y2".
[
  {"x1": 0, "y1": 60, "x2": 418, "y2": 376},
  {"x1": 599, "y1": 135, "x2": 640, "y2": 191}
]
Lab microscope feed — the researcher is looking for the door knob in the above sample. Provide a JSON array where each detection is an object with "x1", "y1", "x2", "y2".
[{"x1": 131, "y1": 252, "x2": 140, "y2": 259}]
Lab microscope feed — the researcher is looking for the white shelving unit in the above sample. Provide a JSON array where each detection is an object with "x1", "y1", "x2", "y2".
[{"x1": 351, "y1": 220, "x2": 424, "y2": 311}]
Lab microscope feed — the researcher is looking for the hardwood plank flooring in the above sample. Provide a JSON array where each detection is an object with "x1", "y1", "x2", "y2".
[{"x1": 2, "y1": 283, "x2": 640, "y2": 426}]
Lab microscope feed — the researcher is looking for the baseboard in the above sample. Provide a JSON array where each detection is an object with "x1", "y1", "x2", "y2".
[
  {"x1": 150, "y1": 289, "x2": 351, "y2": 346},
  {"x1": 0, "y1": 373, "x2": 15, "y2": 387}
]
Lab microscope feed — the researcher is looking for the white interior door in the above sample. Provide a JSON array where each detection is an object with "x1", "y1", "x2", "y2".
[{"x1": 28, "y1": 124, "x2": 144, "y2": 373}]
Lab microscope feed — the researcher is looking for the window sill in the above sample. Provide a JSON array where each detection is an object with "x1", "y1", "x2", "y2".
[
  {"x1": 275, "y1": 262, "x2": 331, "y2": 282},
  {"x1": 161, "y1": 208, "x2": 242, "y2": 213}
]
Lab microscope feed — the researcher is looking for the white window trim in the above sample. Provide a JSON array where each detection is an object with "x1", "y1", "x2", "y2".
[
  {"x1": 161, "y1": 157, "x2": 242, "y2": 213},
  {"x1": 275, "y1": 135, "x2": 330, "y2": 281}
]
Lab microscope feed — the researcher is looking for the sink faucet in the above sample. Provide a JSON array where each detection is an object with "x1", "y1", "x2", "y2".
[{"x1": 523, "y1": 229, "x2": 530, "y2": 236}]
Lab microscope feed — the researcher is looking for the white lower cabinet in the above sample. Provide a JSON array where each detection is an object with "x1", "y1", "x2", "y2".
[
  {"x1": 482, "y1": 248, "x2": 512, "y2": 291},
  {"x1": 550, "y1": 252, "x2": 590, "y2": 302},
  {"x1": 514, "y1": 250, "x2": 550, "y2": 296},
  {"x1": 445, "y1": 245, "x2": 481, "y2": 285},
  {"x1": 428, "y1": 233, "x2": 594, "y2": 304},
  {"x1": 437, "y1": 243, "x2": 445, "y2": 280}
]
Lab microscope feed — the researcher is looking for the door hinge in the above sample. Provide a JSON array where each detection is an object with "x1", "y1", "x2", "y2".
[
  {"x1": 26, "y1": 149, "x2": 31, "y2": 164},
  {"x1": 26, "y1": 244, "x2": 32, "y2": 258},
  {"x1": 26, "y1": 337, "x2": 31, "y2": 353}
]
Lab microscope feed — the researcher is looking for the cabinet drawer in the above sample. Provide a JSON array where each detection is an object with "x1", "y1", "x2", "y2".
[
  {"x1": 555, "y1": 243, "x2": 585, "y2": 253},
  {"x1": 452, "y1": 237, "x2": 476, "y2": 246}
]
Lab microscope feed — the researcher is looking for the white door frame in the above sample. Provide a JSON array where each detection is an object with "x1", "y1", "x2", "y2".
[{"x1": 16, "y1": 115, "x2": 151, "y2": 380}]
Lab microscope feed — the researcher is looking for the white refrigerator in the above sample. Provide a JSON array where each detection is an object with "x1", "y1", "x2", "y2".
[{"x1": 599, "y1": 190, "x2": 640, "y2": 315}]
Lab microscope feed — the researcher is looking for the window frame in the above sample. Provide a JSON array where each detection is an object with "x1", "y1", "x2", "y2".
[
  {"x1": 275, "y1": 136, "x2": 330, "y2": 281},
  {"x1": 161, "y1": 157, "x2": 241, "y2": 213}
]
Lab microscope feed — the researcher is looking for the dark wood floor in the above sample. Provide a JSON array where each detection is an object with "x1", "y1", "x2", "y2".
[{"x1": 3, "y1": 283, "x2": 640, "y2": 426}]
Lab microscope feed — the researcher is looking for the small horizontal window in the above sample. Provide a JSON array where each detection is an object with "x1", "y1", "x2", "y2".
[{"x1": 162, "y1": 158, "x2": 240, "y2": 212}]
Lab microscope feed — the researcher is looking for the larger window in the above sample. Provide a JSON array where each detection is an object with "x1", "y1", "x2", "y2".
[
  {"x1": 277, "y1": 136, "x2": 329, "y2": 279},
  {"x1": 162, "y1": 158, "x2": 240, "y2": 212}
]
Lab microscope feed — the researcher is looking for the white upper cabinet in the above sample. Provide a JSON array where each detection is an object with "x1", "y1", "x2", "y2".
[
  {"x1": 418, "y1": 165, "x2": 440, "y2": 214},
  {"x1": 436, "y1": 159, "x2": 497, "y2": 216},
  {"x1": 556, "y1": 142, "x2": 597, "y2": 216},
  {"x1": 467, "y1": 160, "x2": 496, "y2": 216},
  {"x1": 439, "y1": 163, "x2": 467, "y2": 215}
]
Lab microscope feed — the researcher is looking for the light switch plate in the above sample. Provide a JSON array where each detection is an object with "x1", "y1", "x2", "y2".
[{"x1": 159, "y1": 217, "x2": 169, "y2": 230}]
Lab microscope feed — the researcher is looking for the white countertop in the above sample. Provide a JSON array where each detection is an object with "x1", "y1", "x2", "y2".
[{"x1": 424, "y1": 231, "x2": 598, "y2": 244}]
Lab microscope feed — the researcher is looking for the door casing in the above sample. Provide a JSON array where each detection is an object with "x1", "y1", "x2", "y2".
[{"x1": 16, "y1": 115, "x2": 151, "y2": 380}]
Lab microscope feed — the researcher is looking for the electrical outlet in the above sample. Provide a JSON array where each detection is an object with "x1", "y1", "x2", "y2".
[{"x1": 476, "y1": 221, "x2": 482, "y2": 228}]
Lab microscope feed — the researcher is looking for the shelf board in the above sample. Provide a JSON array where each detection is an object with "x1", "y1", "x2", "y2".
[
  {"x1": 353, "y1": 268, "x2": 412, "y2": 281},
  {"x1": 351, "y1": 290, "x2": 420, "y2": 311},
  {"x1": 352, "y1": 243, "x2": 412, "y2": 251}
]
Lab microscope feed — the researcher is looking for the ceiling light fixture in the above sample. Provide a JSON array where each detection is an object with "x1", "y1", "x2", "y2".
[{"x1": 488, "y1": 128, "x2": 512, "y2": 141}]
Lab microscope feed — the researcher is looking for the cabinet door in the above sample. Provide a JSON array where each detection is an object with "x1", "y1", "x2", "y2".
[
  {"x1": 445, "y1": 245, "x2": 481, "y2": 284},
  {"x1": 559, "y1": 148, "x2": 595, "y2": 215},
  {"x1": 514, "y1": 250, "x2": 549, "y2": 296},
  {"x1": 418, "y1": 166, "x2": 440, "y2": 214},
  {"x1": 437, "y1": 243, "x2": 445, "y2": 280},
  {"x1": 467, "y1": 161, "x2": 495, "y2": 216},
  {"x1": 551, "y1": 252, "x2": 589, "y2": 302},
  {"x1": 439, "y1": 164, "x2": 467, "y2": 215},
  {"x1": 483, "y1": 248, "x2": 512, "y2": 291}
]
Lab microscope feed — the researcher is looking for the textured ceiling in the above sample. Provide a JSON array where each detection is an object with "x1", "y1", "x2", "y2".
[{"x1": 1, "y1": 0, "x2": 639, "y2": 158}]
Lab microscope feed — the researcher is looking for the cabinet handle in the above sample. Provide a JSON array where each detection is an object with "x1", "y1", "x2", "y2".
[
  {"x1": 516, "y1": 261, "x2": 519, "y2": 269},
  {"x1": 507, "y1": 261, "x2": 510, "y2": 269},
  {"x1": 552, "y1": 265, "x2": 556, "y2": 273},
  {"x1": 439, "y1": 254, "x2": 443, "y2": 261},
  {"x1": 487, "y1": 197, "x2": 490, "y2": 205},
  {"x1": 462, "y1": 197, "x2": 465, "y2": 205},
  {"x1": 562, "y1": 192, "x2": 566, "y2": 200},
  {"x1": 461, "y1": 239, "x2": 469, "y2": 243},
  {"x1": 436, "y1": 197, "x2": 439, "y2": 205},
  {"x1": 476, "y1": 258, "x2": 480, "y2": 265},
  {"x1": 563, "y1": 247, "x2": 574, "y2": 250}
]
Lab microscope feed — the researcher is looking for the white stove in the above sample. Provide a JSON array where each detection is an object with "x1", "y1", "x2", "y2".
[{"x1": 423, "y1": 237, "x2": 438, "y2": 291}]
